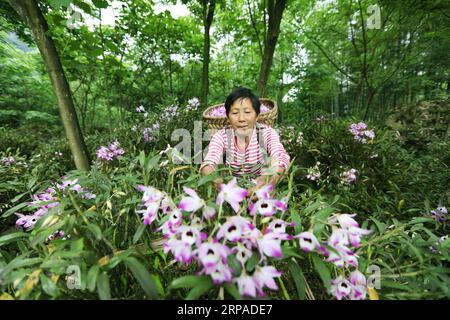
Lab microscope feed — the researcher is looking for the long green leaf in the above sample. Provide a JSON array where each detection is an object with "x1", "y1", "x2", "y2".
[
  {"x1": 123, "y1": 257, "x2": 158, "y2": 299},
  {"x1": 288, "y1": 260, "x2": 306, "y2": 300},
  {"x1": 170, "y1": 275, "x2": 209, "y2": 289},
  {"x1": 224, "y1": 283, "x2": 242, "y2": 300},
  {"x1": 312, "y1": 255, "x2": 331, "y2": 290},
  {"x1": 185, "y1": 277, "x2": 213, "y2": 300},
  {"x1": 2, "y1": 202, "x2": 28, "y2": 217},
  {"x1": 0, "y1": 232, "x2": 29, "y2": 247},
  {"x1": 132, "y1": 224, "x2": 146, "y2": 244},
  {"x1": 87, "y1": 265, "x2": 100, "y2": 292},
  {"x1": 97, "y1": 272, "x2": 111, "y2": 300}
]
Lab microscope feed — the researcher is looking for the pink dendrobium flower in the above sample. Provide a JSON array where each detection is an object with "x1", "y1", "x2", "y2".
[
  {"x1": 349, "y1": 270, "x2": 368, "y2": 300},
  {"x1": 430, "y1": 206, "x2": 449, "y2": 223},
  {"x1": 70, "y1": 184, "x2": 83, "y2": 193},
  {"x1": 158, "y1": 209, "x2": 183, "y2": 237},
  {"x1": 330, "y1": 276, "x2": 352, "y2": 300},
  {"x1": 329, "y1": 213, "x2": 359, "y2": 228},
  {"x1": 178, "y1": 187, "x2": 204, "y2": 212},
  {"x1": 274, "y1": 196, "x2": 289, "y2": 212},
  {"x1": 326, "y1": 243, "x2": 358, "y2": 268},
  {"x1": 349, "y1": 270, "x2": 367, "y2": 287},
  {"x1": 160, "y1": 196, "x2": 179, "y2": 214},
  {"x1": 328, "y1": 228, "x2": 350, "y2": 247},
  {"x1": 349, "y1": 284, "x2": 367, "y2": 300},
  {"x1": 249, "y1": 198, "x2": 277, "y2": 216},
  {"x1": 202, "y1": 205, "x2": 216, "y2": 220},
  {"x1": 96, "y1": 140, "x2": 124, "y2": 161},
  {"x1": 209, "y1": 263, "x2": 233, "y2": 284},
  {"x1": 253, "y1": 265, "x2": 281, "y2": 295},
  {"x1": 179, "y1": 225, "x2": 203, "y2": 247},
  {"x1": 232, "y1": 243, "x2": 253, "y2": 267},
  {"x1": 329, "y1": 214, "x2": 371, "y2": 247},
  {"x1": 217, "y1": 216, "x2": 253, "y2": 242},
  {"x1": 340, "y1": 169, "x2": 357, "y2": 185},
  {"x1": 137, "y1": 201, "x2": 160, "y2": 225},
  {"x1": 216, "y1": 178, "x2": 248, "y2": 213},
  {"x1": 266, "y1": 219, "x2": 294, "y2": 235},
  {"x1": 178, "y1": 187, "x2": 216, "y2": 220},
  {"x1": 196, "y1": 241, "x2": 230, "y2": 273},
  {"x1": 46, "y1": 230, "x2": 65, "y2": 243},
  {"x1": 347, "y1": 226, "x2": 372, "y2": 247},
  {"x1": 15, "y1": 213, "x2": 39, "y2": 230},
  {"x1": 138, "y1": 185, "x2": 164, "y2": 207},
  {"x1": 344, "y1": 251, "x2": 359, "y2": 268},
  {"x1": 254, "y1": 184, "x2": 274, "y2": 200},
  {"x1": 326, "y1": 251, "x2": 345, "y2": 268},
  {"x1": 56, "y1": 179, "x2": 78, "y2": 191},
  {"x1": 295, "y1": 231, "x2": 321, "y2": 252},
  {"x1": 437, "y1": 206, "x2": 448, "y2": 215},
  {"x1": 1, "y1": 156, "x2": 16, "y2": 166},
  {"x1": 163, "y1": 238, "x2": 193, "y2": 264},
  {"x1": 236, "y1": 273, "x2": 258, "y2": 297},
  {"x1": 349, "y1": 122, "x2": 374, "y2": 144},
  {"x1": 257, "y1": 232, "x2": 290, "y2": 259}
]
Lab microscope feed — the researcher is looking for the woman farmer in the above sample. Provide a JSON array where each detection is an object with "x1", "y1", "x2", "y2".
[{"x1": 200, "y1": 87, "x2": 290, "y2": 197}]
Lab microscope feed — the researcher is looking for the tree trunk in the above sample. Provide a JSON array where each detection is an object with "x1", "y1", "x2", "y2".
[
  {"x1": 257, "y1": 0, "x2": 287, "y2": 97},
  {"x1": 200, "y1": 0, "x2": 216, "y2": 108},
  {"x1": 8, "y1": 0, "x2": 90, "y2": 170},
  {"x1": 363, "y1": 87, "x2": 375, "y2": 121}
]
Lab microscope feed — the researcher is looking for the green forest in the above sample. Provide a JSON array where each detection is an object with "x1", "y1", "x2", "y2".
[{"x1": 0, "y1": 0, "x2": 449, "y2": 301}]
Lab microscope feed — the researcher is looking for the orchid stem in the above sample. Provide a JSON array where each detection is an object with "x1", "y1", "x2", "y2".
[
  {"x1": 209, "y1": 203, "x2": 223, "y2": 241},
  {"x1": 278, "y1": 277, "x2": 291, "y2": 300}
]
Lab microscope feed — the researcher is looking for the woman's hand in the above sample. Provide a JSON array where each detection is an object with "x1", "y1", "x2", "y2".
[{"x1": 213, "y1": 177, "x2": 223, "y2": 191}]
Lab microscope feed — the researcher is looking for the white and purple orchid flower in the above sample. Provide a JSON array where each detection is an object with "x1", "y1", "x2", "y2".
[
  {"x1": 136, "y1": 201, "x2": 160, "y2": 225},
  {"x1": 248, "y1": 185, "x2": 288, "y2": 216},
  {"x1": 217, "y1": 178, "x2": 248, "y2": 213},
  {"x1": 15, "y1": 213, "x2": 40, "y2": 230},
  {"x1": 235, "y1": 266, "x2": 282, "y2": 297},
  {"x1": 163, "y1": 224, "x2": 205, "y2": 264},
  {"x1": 158, "y1": 208, "x2": 183, "y2": 237},
  {"x1": 217, "y1": 216, "x2": 254, "y2": 242},
  {"x1": 209, "y1": 263, "x2": 234, "y2": 284},
  {"x1": 232, "y1": 243, "x2": 254, "y2": 267},
  {"x1": 257, "y1": 232, "x2": 292, "y2": 259},
  {"x1": 253, "y1": 266, "x2": 282, "y2": 296},
  {"x1": 266, "y1": 219, "x2": 294, "y2": 235},
  {"x1": 136, "y1": 185, "x2": 166, "y2": 225},
  {"x1": 16, "y1": 178, "x2": 96, "y2": 233},
  {"x1": 295, "y1": 231, "x2": 321, "y2": 252},
  {"x1": 178, "y1": 187, "x2": 216, "y2": 220},
  {"x1": 349, "y1": 270, "x2": 368, "y2": 300},
  {"x1": 236, "y1": 273, "x2": 259, "y2": 297},
  {"x1": 330, "y1": 276, "x2": 352, "y2": 300},
  {"x1": 196, "y1": 241, "x2": 230, "y2": 274},
  {"x1": 137, "y1": 185, "x2": 165, "y2": 207},
  {"x1": 163, "y1": 238, "x2": 194, "y2": 264},
  {"x1": 329, "y1": 214, "x2": 372, "y2": 247}
]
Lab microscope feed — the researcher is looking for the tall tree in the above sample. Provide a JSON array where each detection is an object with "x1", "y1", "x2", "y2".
[
  {"x1": 200, "y1": 0, "x2": 216, "y2": 107},
  {"x1": 257, "y1": 0, "x2": 287, "y2": 97},
  {"x1": 7, "y1": 0, "x2": 90, "y2": 170}
]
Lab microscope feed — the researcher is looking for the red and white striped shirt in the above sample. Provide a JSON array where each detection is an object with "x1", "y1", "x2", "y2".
[{"x1": 200, "y1": 123, "x2": 290, "y2": 177}]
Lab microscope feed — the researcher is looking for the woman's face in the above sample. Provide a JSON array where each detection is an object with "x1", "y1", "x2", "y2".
[{"x1": 227, "y1": 98, "x2": 258, "y2": 136}]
